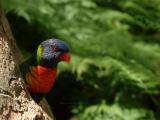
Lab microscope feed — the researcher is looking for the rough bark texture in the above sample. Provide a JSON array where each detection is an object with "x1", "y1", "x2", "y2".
[{"x1": 0, "y1": 10, "x2": 55, "y2": 120}]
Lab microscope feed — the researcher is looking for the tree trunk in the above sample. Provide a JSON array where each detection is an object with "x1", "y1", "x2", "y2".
[{"x1": 0, "y1": 10, "x2": 55, "y2": 120}]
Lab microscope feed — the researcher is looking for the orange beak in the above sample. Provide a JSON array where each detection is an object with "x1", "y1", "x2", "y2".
[{"x1": 59, "y1": 52, "x2": 70, "y2": 63}]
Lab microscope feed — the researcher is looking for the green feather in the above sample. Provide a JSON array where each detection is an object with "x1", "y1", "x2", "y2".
[
  {"x1": 20, "y1": 51, "x2": 38, "y2": 81},
  {"x1": 20, "y1": 44, "x2": 43, "y2": 80},
  {"x1": 37, "y1": 45, "x2": 42, "y2": 64}
]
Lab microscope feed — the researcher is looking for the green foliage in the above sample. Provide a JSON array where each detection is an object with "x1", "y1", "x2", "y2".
[
  {"x1": 73, "y1": 102, "x2": 155, "y2": 120},
  {"x1": 2, "y1": 0, "x2": 160, "y2": 119}
]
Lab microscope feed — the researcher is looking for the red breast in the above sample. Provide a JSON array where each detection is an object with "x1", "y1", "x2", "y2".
[{"x1": 26, "y1": 65, "x2": 57, "y2": 93}]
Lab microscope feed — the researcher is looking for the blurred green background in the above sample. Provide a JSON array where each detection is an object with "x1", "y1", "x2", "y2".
[{"x1": 1, "y1": 0, "x2": 160, "y2": 120}]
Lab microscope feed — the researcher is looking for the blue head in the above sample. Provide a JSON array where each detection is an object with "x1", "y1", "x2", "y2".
[{"x1": 37, "y1": 38, "x2": 70, "y2": 68}]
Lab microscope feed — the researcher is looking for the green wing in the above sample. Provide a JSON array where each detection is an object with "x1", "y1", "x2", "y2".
[
  {"x1": 20, "y1": 51, "x2": 38, "y2": 80},
  {"x1": 20, "y1": 44, "x2": 42, "y2": 80}
]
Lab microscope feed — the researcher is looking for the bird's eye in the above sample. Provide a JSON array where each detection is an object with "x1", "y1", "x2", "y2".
[{"x1": 53, "y1": 47, "x2": 58, "y2": 51}]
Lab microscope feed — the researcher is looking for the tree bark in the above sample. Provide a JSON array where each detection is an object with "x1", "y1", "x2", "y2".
[{"x1": 0, "y1": 10, "x2": 55, "y2": 120}]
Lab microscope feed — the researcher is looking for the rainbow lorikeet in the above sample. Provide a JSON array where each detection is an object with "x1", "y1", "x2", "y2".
[{"x1": 20, "y1": 38, "x2": 70, "y2": 103}]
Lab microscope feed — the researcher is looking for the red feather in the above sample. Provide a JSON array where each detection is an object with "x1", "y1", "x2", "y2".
[{"x1": 26, "y1": 65, "x2": 57, "y2": 93}]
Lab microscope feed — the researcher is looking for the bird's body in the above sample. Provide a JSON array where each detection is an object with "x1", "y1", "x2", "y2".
[
  {"x1": 20, "y1": 39, "x2": 70, "y2": 103},
  {"x1": 25, "y1": 65, "x2": 57, "y2": 93}
]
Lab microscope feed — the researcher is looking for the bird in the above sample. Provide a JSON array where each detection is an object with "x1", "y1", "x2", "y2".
[{"x1": 20, "y1": 38, "x2": 70, "y2": 103}]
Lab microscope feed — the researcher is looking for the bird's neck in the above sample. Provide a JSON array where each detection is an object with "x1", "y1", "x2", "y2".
[
  {"x1": 40, "y1": 58, "x2": 58, "y2": 68},
  {"x1": 36, "y1": 65, "x2": 57, "y2": 75}
]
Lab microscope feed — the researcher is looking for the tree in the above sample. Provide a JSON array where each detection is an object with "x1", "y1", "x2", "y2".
[{"x1": 0, "y1": 10, "x2": 55, "y2": 120}]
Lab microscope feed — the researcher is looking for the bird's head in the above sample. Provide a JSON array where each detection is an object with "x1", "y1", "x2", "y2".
[{"x1": 37, "y1": 39, "x2": 70, "y2": 68}]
